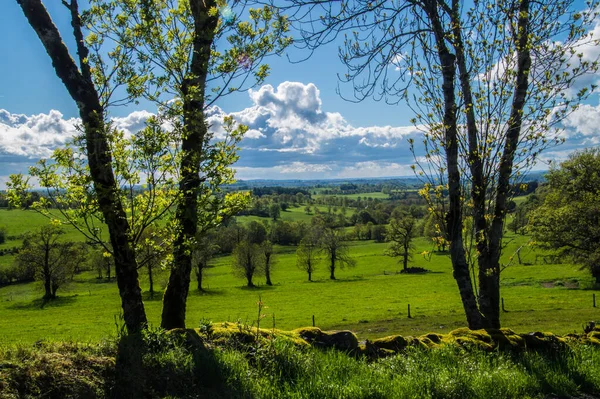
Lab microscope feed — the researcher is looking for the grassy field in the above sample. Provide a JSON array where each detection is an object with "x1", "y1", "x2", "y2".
[{"x1": 0, "y1": 209, "x2": 599, "y2": 345}]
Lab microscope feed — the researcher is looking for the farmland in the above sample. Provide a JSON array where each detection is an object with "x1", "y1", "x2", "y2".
[{"x1": 0, "y1": 205, "x2": 598, "y2": 345}]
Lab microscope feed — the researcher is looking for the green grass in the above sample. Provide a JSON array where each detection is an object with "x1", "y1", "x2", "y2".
[
  {"x1": 4, "y1": 327, "x2": 600, "y2": 399},
  {"x1": 1, "y1": 209, "x2": 598, "y2": 345}
]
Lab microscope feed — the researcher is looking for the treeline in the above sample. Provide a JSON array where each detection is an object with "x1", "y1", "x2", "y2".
[{"x1": 252, "y1": 187, "x2": 312, "y2": 198}]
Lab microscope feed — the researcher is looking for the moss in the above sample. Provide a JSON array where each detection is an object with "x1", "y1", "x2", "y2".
[
  {"x1": 294, "y1": 327, "x2": 359, "y2": 351},
  {"x1": 371, "y1": 335, "x2": 409, "y2": 352},
  {"x1": 422, "y1": 333, "x2": 443, "y2": 344}
]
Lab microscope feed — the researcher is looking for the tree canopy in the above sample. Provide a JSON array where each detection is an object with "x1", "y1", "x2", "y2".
[{"x1": 529, "y1": 149, "x2": 600, "y2": 284}]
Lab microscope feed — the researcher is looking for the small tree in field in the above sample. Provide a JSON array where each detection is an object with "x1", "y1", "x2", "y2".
[
  {"x1": 232, "y1": 241, "x2": 264, "y2": 287},
  {"x1": 269, "y1": 203, "x2": 281, "y2": 221},
  {"x1": 319, "y1": 227, "x2": 355, "y2": 280},
  {"x1": 296, "y1": 231, "x2": 320, "y2": 281},
  {"x1": 136, "y1": 228, "x2": 171, "y2": 299},
  {"x1": 16, "y1": 225, "x2": 87, "y2": 300},
  {"x1": 385, "y1": 216, "x2": 417, "y2": 272},
  {"x1": 192, "y1": 234, "x2": 219, "y2": 291},
  {"x1": 261, "y1": 240, "x2": 275, "y2": 286},
  {"x1": 90, "y1": 249, "x2": 113, "y2": 280}
]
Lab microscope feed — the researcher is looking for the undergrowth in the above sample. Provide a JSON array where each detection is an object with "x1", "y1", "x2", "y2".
[{"x1": 1, "y1": 326, "x2": 600, "y2": 398}]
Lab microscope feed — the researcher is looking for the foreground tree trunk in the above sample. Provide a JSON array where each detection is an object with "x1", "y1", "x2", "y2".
[
  {"x1": 161, "y1": 0, "x2": 218, "y2": 330},
  {"x1": 424, "y1": 0, "x2": 485, "y2": 330},
  {"x1": 17, "y1": 0, "x2": 147, "y2": 333}
]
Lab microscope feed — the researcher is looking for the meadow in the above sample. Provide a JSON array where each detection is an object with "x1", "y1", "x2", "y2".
[{"x1": 0, "y1": 207, "x2": 598, "y2": 345}]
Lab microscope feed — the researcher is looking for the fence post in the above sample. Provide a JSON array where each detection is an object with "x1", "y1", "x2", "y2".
[
  {"x1": 502, "y1": 297, "x2": 507, "y2": 312},
  {"x1": 312, "y1": 315, "x2": 315, "y2": 327},
  {"x1": 594, "y1": 294, "x2": 596, "y2": 308},
  {"x1": 407, "y1": 304, "x2": 412, "y2": 319}
]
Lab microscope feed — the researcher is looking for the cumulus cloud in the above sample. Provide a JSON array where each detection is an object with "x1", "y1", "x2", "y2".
[
  {"x1": 2, "y1": 80, "x2": 597, "y2": 186},
  {"x1": 208, "y1": 81, "x2": 421, "y2": 161},
  {"x1": 0, "y1": 109, "x2": 79, "y2": 158}
]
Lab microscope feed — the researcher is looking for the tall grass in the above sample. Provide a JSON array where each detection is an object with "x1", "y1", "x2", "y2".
[{"x1": 2, "y1": 326, "x2": 599, "y2": 398}]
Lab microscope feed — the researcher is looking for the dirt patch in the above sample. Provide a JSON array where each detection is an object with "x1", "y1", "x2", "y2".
[{"x1": 542, "y1": 280, "x2": 579, "y2": 289}]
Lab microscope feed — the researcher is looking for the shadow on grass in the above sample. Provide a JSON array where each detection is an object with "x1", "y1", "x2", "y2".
[
  {"x1": 239, "y1": 284, "x2": 277, "y2": 291},
  {"x1": 114, "y1": 330, "x2": 249, "y2": 398},
  {"x1": 308, "y1": 276, "x2": 365, "y2": 284},
  {"x1": 7, "y1": 294, "x2": 78, "y2": 310},
  {"x1": 189, "y1": 288, "x2": 227, "y2": 296},
  {"x1": 142, "y1": 291, "x2": 164, "y2": 301}
]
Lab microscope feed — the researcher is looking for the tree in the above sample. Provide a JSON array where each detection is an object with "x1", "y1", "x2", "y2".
[
  {"x1": 285, "y1": 0, "x2": 599, "y2": 329},
  {"x1": 85, "y1": 0, "x2": 290, "y2": 329},
  {"x1": 247, "y1": 221, "x2": 268, "y2": 244},
  {"x1": 296, "y1": 231, "x2": 320, "y2": 281},
  {"x1": 12, "y1": 0, "x2": 289, "y2": 331},
  {"x1": 385, "y1": 216, "x2": 417, "y2": 272},
  {"x1": 529, "y1": 149, "x2": 600, "y2": 284},
  {"x1": 15, "y1": 225, "x2": 87, "y2": 300},
  {"x1": 13, "y1": 0, "x2": 147, "y2": 332},
  {"x1": 0, "y1": 226, "x2": 6, "y2": 245},
  {"x1": 89, "y1": 249, "x2": 113, "y2": 280},
  {"x1": 423, "y1": 211, "x2": 448, "y2": 252},
  {"x1": 319, "y1": 228, "x2": 355, "y2": 280},
  {"x1": 232, "y1": 241, "x2": 263, "y2": 287},
  {"x1": 261, "y1": 240, "x2": 275, "y2": 286},
  {"x1": 508, "y1": 206, "x2": 528, "y2": 235},
  {"x1": 192, "y1": 234, "x2": 219, "y2": 291},
  {"x1": 136, "y1": 228, "x2": 171, "y2": 299},
  {"x1": 269, "y1": 203, "x2": 281, "y2": 221}
]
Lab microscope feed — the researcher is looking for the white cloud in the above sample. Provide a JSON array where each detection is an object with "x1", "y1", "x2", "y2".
[
  {"x1": 562, "y1": 102, "x2": 600, "y2": 144},
  {"x1": 0, "y1": 109, "x2": 79, "y2": 158},
  {"x1": 2, "y1": 79, "x2": 599, "y2": 187}
]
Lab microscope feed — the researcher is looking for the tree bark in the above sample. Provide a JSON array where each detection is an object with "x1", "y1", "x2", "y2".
[
  {"x1": 424, "y1": 0, "x2": 485, "y2": 330},
  {"x1": 161, "y1": 0, "x2": 218, "y2": 330},
  {"x1": 265, "y1": 254, "x2": 273, "y2": 286},
  {"x1": 16, "y1": 0, "x2": 147, "y2": 333},
  {"x1": 479, "y1": 0, "x2": 531, "y2": 329},
  {"x1": 148, "y1": 264, "x2": 154, "y2": 299},
  {"x1": 196, "y1": 266, "x2": 203, "y2": 291}
]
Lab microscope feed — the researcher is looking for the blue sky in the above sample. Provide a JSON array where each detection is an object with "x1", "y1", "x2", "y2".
[{"x1": 1, "y1": 0, "x2": 599, "y2": 187}]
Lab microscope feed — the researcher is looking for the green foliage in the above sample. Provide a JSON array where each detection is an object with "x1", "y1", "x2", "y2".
[
  {"x1": 530, "y1": 149, "x2": 600, "y2": 283},
  {"x1": 385, "y1": 215, "x2": 417, "y2": 270},
  {"x1": 84, "y1": 0, "x2": 291, "y2": 109},
  {"x1": 15, "y1": 225, "x2": 88, "y2": 300},
  {"x1": 5, "y1": 331, "x2": 600, "y2": 399}
]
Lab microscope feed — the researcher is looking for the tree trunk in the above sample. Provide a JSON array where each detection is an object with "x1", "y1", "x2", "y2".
[
  {"x1": 148, "y1": 264, "x2": 154, "y2": 299},
  {"x1": 196, "y1": 266, "x2": 203, "y2": 291},
  {"x1": 265, "y1": 266, "x2": 272, "y2": 286},
  {"x1": 17, "y1": 0, "x2": 147, "y2": 334},
  {"x1": 480, "y1": 0, "x2": 531, "y2": 329},
  {"x1": 43, "y1": 276, "x2": 52, "y2": 300},
  {"x1": 592, "y1": 266, "x2": 600, "y2": 284},
  {"x1": 161, "y1": 0, "x2": 218, "y2": 330},
  {"x1": 265, "y1": 255, "x2": 272, "y2": 286},
  {"x1": 329, "y1": 257, "x2": 336, "y2": 280},
  {"x1": 424, "y1": 0, "x2": 485, "y2": 330},
  {"x1": 246, "y1": 271, "x2": 254, "y2": 287},
  {"x1": 308, "y1": 270, "x2": 312, "y2": 282}
]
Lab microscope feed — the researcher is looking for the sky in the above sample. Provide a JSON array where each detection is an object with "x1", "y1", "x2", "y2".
[{"x1": 1, "y1": 1, "x2": 600, "y2": 187}]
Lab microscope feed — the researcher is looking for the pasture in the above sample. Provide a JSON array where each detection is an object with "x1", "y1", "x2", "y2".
[{"x1": 0, "y1": 208, "x2": 598, "y2": 345}]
